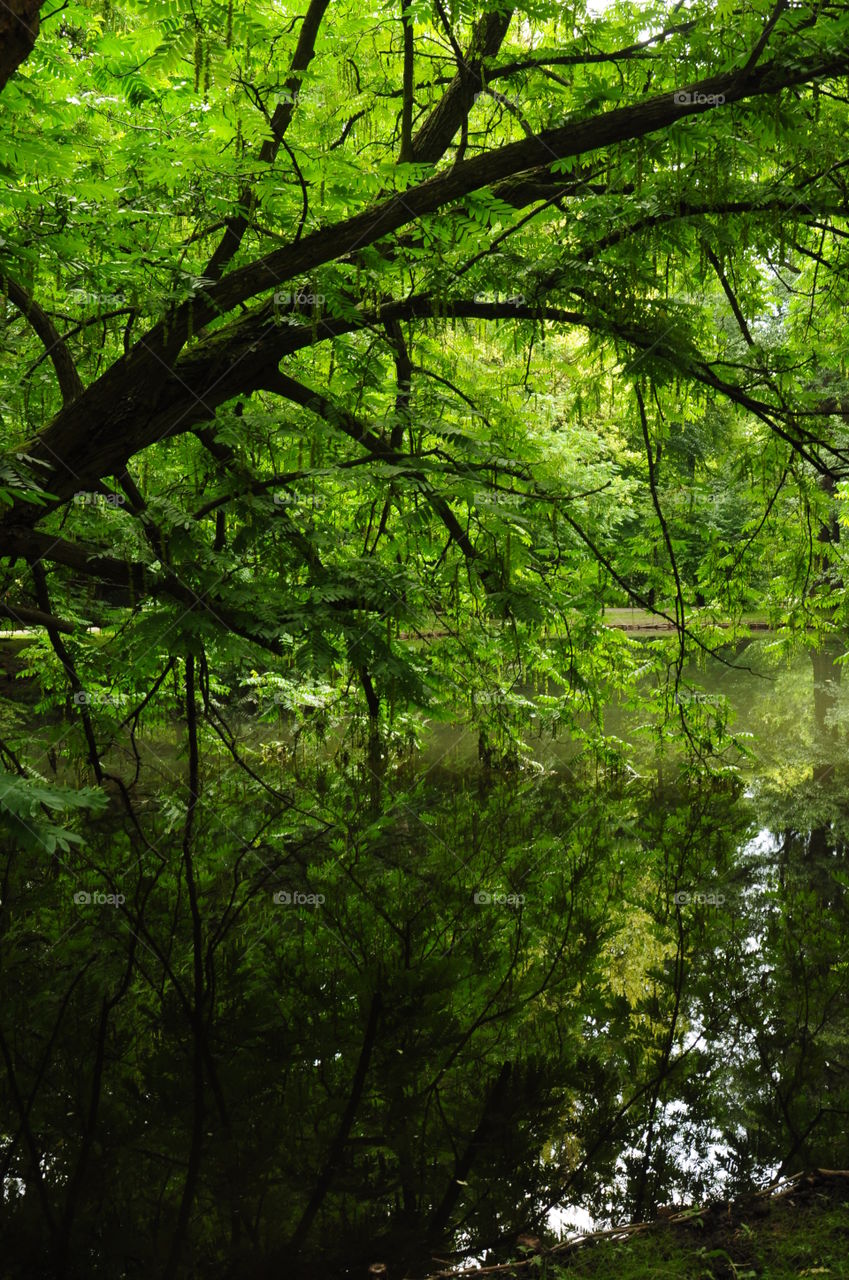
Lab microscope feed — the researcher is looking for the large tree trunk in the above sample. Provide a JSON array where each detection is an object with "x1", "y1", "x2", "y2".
[{"x1": 0, "y1": 0, "x2": 40, "y2": 94}]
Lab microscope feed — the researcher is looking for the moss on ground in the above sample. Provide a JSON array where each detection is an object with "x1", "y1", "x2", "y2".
[
  {"x1": 553, "y1": 1175, "x2": 849, "y2": 1280},
  {"x1": 492, "y1": 1174, "x2": 849, "y2": 1280}
]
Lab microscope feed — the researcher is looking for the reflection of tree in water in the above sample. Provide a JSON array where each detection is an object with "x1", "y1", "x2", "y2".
[
  {"x1": 811, "y1": 639, "x2": 843, "y2": 785},
  {"x1": 563, "y1": 782, "x2": 849, "y2": 1235},
  {"x1": 2, "y1": 765, "x2": 848, "y2": 1277},
  {"x1": 809, "y1": 467, "x2": 844, "y2": 785},
  {"x1": 681, "y1": 799, "x2": 849, "y2": 1211}
]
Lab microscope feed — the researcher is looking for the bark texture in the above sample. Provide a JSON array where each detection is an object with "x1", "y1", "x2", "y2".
[{"x1": 0, "y1": 0, "x2": 40, "y2": 94}]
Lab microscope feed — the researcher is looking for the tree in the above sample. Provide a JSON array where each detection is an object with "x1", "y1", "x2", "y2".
[
  {"x1": 3, "y1": 1, "x2": 849, "y2": 1274},
  {"x1": 1, "y1": 0, "x2": 849, "y2": 708},
  {"x1": 0, "y1": 0, "x2": 41, "y2": 94}
]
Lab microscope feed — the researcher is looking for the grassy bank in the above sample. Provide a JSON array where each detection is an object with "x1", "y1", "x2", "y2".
[{"x1": 429, "y1": 1172, "x2": 849, "y2": 1280}]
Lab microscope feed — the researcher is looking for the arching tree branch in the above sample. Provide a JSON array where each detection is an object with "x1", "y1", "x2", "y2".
[{"x1": 3, "y1": 275, "x2": 83, "y2": 405}]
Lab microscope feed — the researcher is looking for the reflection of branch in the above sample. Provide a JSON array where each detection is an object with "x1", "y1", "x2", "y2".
[
  {"x1": 0, "y1": 958, "x2": 95, "y2": 1198},
  {"x1": 164, "y1": 652, "x2": 206, "y2": 1280},
  {"x1": 426, "y1": 1062, "x2": 513, "y2": 1242},
  {"x1": 286, "y1": 991, "x2": 383, "y2": 1254},
  {"x1": 30, "y1": 562, "x2": 104, "y2": 782},
  {"x1": 632, "y1": 910, "x2": 686, "y2": 1219},
  {"x1": 0, "y1": 1026, "x2": 57, "y2": 1239}
]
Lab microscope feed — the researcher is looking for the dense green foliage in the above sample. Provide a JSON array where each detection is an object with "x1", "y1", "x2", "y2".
[
  {"x1": 1, "y1": 0, "x2": 849, "y2": 735},
  {"x1": 1, "y1": 0, "x2": 849, "y2": 1275}
]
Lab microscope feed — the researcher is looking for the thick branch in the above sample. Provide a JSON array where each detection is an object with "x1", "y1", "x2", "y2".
[
  {"x1": 3, "y1": 276, "x2": 83, "y2": 405},
  {"x1": 0, "y1": 601, "x2": 75, "y2": 633},
  {"x1": 0, "y1": 0, "x2": 40, "y2": 94},
  {"x1": 16, "y1": 42, "x2": 849, "y2": 503},
  {"x1": 410, "y1": 8, "x2": 514, "y2": 164},
  {"x1": 398, "y1": 0, "x2": 415, "y2": 163},
  {"x1": 426, "y1": 1061, "x2": 513, "y2": 1242},
  {"x1": 193, "y1": 46, "x2": 849, "y2": 324},
  {"x1": 9, "y1": 274, "x2": 846, "y2": 519}
]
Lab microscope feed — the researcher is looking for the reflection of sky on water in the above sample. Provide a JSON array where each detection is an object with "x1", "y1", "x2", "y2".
[{"x1": 545, "y1": 822, "x2": 797, "y2": 1239}]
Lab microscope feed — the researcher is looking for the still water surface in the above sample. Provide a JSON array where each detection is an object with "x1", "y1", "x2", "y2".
[{"x1": 3, "y1": 640, "x2": 847, "y2": 1277}]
